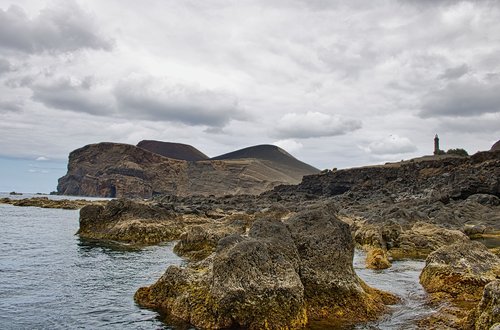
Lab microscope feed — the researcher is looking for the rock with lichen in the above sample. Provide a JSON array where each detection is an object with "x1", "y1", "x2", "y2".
[
  {"x1": 173, "y1": 214, "x2": 252, "y2": 261},
  {"x1": 365, "y1": 248, "x2": 392, "y2": 270},
  {"x1": 78, "y1": 199, "x2": 186, "y2": 244},
  {"x1": 135, "y1": 203, "x2": 397, "y2": 329},
  {"x1": 285, "y1": 205, "x2": 398, "y2": 321},
  {"x1": 420, "y1": 241, "x2": 500, "y2": 302},
  {"x1": 470, "y1": 280, "x2": 500, "y2": 330},
  {"x1": 389, "y1": 222, "x2": 469, "y2": 260},
  {"x1": 136, "y1": 217, "x2": 307, "y2": 329}
]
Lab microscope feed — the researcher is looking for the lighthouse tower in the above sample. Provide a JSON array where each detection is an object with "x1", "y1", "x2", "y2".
[{"x1": 434, "y1": 134, "x2": 440, "y2": 155}]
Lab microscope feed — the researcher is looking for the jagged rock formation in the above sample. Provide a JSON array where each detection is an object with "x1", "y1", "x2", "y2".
[
  {"x1": 135, "y1": 203, "x2": 397, "y2": 329},
  {"x1": 420, "y1": 241, "x2": 500, "y2": 302},
  {"x1": 274, "y1": 151, "x2": 500, "y2": 201},
  {"x1": 137, "y1": 140, "x2": 208, "y2": 161},
  {"x1": 57, "y1": 142, "x2": 319, "y2": 198}
]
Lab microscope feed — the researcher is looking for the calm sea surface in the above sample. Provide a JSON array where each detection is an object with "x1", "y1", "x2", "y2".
[{"x1": 0, "y1": 193, "x2": 435, "y2": 329}]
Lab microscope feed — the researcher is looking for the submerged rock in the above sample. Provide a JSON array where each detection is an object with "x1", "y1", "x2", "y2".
[
  {"x1": 135, "y1": 203, "x2": 397, "y2": 329},
  {"x1": 365, "y1": 248, "x2": 392, "y2": 270}
]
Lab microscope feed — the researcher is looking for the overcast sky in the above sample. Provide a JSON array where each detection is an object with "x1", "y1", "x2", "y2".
[{"x1": 1, "y1": 0, "x2": 499, "y2": 192}]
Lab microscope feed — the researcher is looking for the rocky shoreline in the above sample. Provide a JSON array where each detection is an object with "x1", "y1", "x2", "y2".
[
  {"x1": 0, "y1": 197, "x2": 107, "y2": 210},
  {"x1": 5, "y1": 149, "x2": 500, "y2": 328}
]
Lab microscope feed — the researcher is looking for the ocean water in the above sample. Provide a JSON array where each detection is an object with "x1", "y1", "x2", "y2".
[
  {"x1": 0, "y1": 194, "x2": 435, "y2": 329},
  {"x1": 0, "y1": 197, "x2": 184, "y2": 330}
]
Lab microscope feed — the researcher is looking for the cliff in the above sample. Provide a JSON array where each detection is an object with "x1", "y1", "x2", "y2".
[
  {"x1": 272, "y1": 151, "x2": 500, "y2": 201},
  {"x1": 57, "y1": 142, "x2": 319, "y2": 198}
]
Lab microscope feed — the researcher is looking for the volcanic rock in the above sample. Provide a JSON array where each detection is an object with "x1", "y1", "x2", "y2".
[
  {"x1": 136, "y1": 217, "x2": 308, "y2": 329},
  {"x1": 173, "y1": 213, "x2": 252, "y2": 261},
  {"x1": 57, "y1": 142, "x2": 319, "y2": 198},
  {"x1": 420, "y1": 241, "x2": 500, "y2": 302},
  {"x1": 78, "y1": 199, "x2": 187, "y2": 244},
  {"x1": 469, "y1": 280, "x2": 500, "y2": 330},
  {"x1": 135, "y1": 203, "x2": 397, "y2": 329},
  {"x1": 273, "y1": 150, "x2": 500, "y2": 202},
  {"x1": 365, "y1": 248, "x2": 392, "y2": 270}
]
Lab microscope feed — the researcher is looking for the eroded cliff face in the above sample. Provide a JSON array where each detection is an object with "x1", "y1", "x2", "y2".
[
  {"x1": 274, "y1": 151, "x2": 500, "y2": 201},
  {"x1": 57, "y1": 142, "x2": 318, "y2": 198}
]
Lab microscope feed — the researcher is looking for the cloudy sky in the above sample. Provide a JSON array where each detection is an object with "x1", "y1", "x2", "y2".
[{"x1": 1, "y1": 0, "x2": 499, "y2": 192}]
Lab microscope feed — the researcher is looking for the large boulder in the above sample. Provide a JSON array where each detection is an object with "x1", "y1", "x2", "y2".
[
  {"x1": 285, "y1": 205, "x2": 397, "y2": 321},
  {"x1": 135, "y1": 204, "x2": 397, "y2": 329},
  {"x1": 420, "y1": 241, "x2": 500, "y2": 302},
  {"x1": 78, "y1": 199, "x2": 185, "y2": 244},
  {"x1": 136, "y1": 218, "x2": 308, "y2": 329},
  {"x1": 389, "y1": 222, "x2": 469, "y2": 259}
]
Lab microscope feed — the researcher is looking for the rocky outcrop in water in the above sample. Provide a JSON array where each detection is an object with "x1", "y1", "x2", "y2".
[
  {"x1": 420, "y1": 241, "x2": 500, "y2": 302},
  {"x1": 0, "y1": 197, "x2": 105, "y2": 209},
  {"x1": 78, "y1": 199, "x2": 189, "y2": 244},
  {"x1": 135, "y1": 203, "x2": 397, "y2": 329},
  {"x1": 57, "y1": 142, "x2": 319, "y2": 198},
  {"x1": 418, "y1": 241, "x2": 500, "y2": 329},
  {"x1": 365, "y1": 248, "x2": 391, "y2": 270}
]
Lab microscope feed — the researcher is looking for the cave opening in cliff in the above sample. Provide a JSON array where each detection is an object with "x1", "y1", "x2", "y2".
[{"x1": 109, "y1": 186, "x2": 116, "y2": 198}]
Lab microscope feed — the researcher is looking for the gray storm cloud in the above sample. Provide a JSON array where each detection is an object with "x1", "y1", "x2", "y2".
[
  {"x1": 0, "y1": 58, "x2": 11, "y2": 74},
  {"x1": 420, "y1": 80, "x2": 500, "y2": 118},
  {"x1": 0, "y1": 3, "x2": 113, "y2": 54},
  {"x1": 30, "y1": 77, "x2": 114, "y2": 116},
  {"x1": 114, "y1": 77, "x2": 246, "y2": 127},
  {"x1": 275, "y1": 112, "x2": 362, "y2": 139}
]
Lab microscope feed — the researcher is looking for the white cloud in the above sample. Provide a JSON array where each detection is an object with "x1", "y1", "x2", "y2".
[
  {"x1": 362, "y1": 135, "x2": 418, "y2": 155},
  {"x1": 275, "y1": 112, "x2": 362, "y2": 139},
  {"x1": 35, "y1": 156, "x2": 49, "y2": 161}
]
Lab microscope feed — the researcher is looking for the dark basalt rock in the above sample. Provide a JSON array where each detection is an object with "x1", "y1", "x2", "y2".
[{"x1": 273, "y1": 150, "x2": 500, "y2": 202}]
